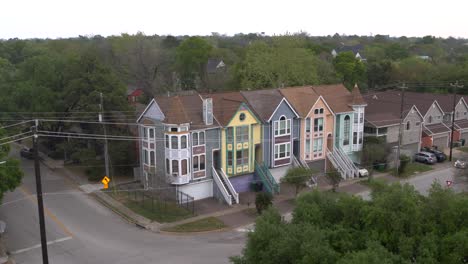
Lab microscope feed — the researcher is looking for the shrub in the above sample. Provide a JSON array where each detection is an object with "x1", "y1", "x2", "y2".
[
  {"x1": 399, "y1": 154, "x2": 410, "y2": 175},
  {"x1": 255, "y1": 192, "x2": 273, "y2": 214}
]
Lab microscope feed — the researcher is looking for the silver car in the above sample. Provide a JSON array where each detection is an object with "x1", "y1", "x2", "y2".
[{"x1": 414, "y1": 152, "x2": 437, "y2": 164}]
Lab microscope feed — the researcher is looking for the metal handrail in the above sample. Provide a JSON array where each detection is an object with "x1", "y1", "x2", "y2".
[
  {"x1": 254, "y1": 161, "x2": 280, "y2": 194},
  {"x1": 220, "y1": 168, "x2": 239, "y2": 204},
  {"x1": 212, "y1": 166, "x2": 233, "y2": 205}
]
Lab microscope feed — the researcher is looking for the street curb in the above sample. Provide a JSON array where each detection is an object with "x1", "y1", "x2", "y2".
[{"x1": 158, "y1": 226, "x2": 233, "y2": 236}]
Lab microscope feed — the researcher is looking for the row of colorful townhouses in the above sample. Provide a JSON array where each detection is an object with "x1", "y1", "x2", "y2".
[{"x1": 136, "y1": 84, "x2": 366, "y2": 205}]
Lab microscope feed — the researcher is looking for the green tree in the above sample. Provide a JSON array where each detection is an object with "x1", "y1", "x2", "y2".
[
  {"x1": 281, "y1": 167, "x2": 312, "y2": 196},
  {"x1": 236, "y1": 39, "x2": 324, "y2": 89},
  {"x1": 232, "y1": 183, "x2": 467, "y2": 263},
  {"x1": 326, "y1": 169, "x2": 342, "y2": 192},
  {"x1": 333, "y1": 51, "x2": 366, "y2": 89},
  {"x1": 175, "y1": 37, "x2": 212, "y2": 89},
  {"x1": 255, "y1": 192, "x2": 273, "y2": 214},
  {"x1": 0, "y1": 130, "x2": 23, "y2": 202}
]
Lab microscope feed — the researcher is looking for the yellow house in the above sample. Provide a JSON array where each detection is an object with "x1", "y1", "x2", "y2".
[{"x1": 202, "y1": 92, "x2": 262, "y2": 192}]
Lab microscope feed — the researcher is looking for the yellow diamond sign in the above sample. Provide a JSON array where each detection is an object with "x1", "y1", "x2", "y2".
[{"x1": 102, "y1": 176, "x2": 110, "y2": 189}]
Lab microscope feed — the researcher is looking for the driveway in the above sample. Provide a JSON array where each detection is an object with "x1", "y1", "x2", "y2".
[{"x1": 0, "y1": 147, "x2": 244, "y2": 264}]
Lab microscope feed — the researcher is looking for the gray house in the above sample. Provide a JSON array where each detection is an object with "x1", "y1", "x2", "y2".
[
  {"x1": 241, "y1": 89, "x2": 300, "y2": 182},
  {"x1": 363, "y1": 92, "x2": 424, "y2": 160},
  {"x1": 136, "y1": 91, "x2": 222, "y2": 201}
]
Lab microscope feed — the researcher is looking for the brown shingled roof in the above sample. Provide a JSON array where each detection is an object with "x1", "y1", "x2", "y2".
[
  {"x1": 424, "y1": 123, "x2": 450, "y2": 135},
  {"x1": 363, "y1": 91, "x2": 415, "y2": 127},
  {"x1": 310, "y1": 84, "x2": 355, "y2": 113},
  {"x1": 155, "y1": 93, "x2": 219, "y2": 128},
  {"x1": 279, "y1": 86, "x2": 319, "y2": 117},
  {"x1": 200, "y1": 91, "x2": 248, "y2": 126},
  {"x1": 351, "y1": 84, "x2": 366, "y2": 105},
  {"x1": 241, "y1": 89, "x2": 284, "y2": 122}
]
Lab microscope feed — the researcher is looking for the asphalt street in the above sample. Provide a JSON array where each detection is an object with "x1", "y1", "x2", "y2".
[
  {"x1": 357, "y1": 165, "x2": 466, "y2": 200},
  {"x1": 0, "y1": 147, "x2": 245, "y2": 264}
]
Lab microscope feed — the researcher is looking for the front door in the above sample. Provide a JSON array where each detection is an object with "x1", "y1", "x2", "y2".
[
  {"x1": 327, "y1": 134, "x2": 333, "y2": 151},
  {"x1": 293, "y1": 140, "x2": 299, "y2": 157},
  {"x1": 213, "y1": 150, "x2": 220, "y2": 169},
  {"x1": 255, "y1": 144, "x2": 262, "y2": 164}
]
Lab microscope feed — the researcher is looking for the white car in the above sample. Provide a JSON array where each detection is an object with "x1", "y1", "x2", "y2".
[
  {"x1": 454, "y1": 159, "x2": 466, "y2": 169},
  {"x1": 354, "y1": 163, "x2": 369, "y2": 177},
  {"x1": 358, "y1": 168, "x2": 369, "y2": 177}
]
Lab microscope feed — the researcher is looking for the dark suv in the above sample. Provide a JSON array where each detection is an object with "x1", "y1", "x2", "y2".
[
  {"x1": 20, "y1": 147, "x2": 34, "y2": 159},
  {"x1": 422, "y1": 147, "x2": 446, "y2": 162}
]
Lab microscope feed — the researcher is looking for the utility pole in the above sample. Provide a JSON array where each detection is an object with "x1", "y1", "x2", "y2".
[
  {"x1": 449, "y1": 81, "x2": 464, "y2": 161},
  {"x1": 395, "y1": 83, "x2": 407, "y2": 176},
  {"x1": 33, "y1": 119, "x2": 49, "y2": 264},
  {"x1": 99, "y1": 93, "x2": 111, "y2": 189}
]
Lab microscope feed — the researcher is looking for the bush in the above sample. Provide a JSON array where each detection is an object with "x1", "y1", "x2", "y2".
[
  {"x1": 255, "y1": 192, "x2": 273, "y2": 214},
  {"x1": 399, "y1": 154, "x2": 410, "y2": 175}
]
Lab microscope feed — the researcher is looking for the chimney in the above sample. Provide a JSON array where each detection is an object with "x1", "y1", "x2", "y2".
[{"x1": 203, "y1": 98, "x2": 213, "y2": 125}]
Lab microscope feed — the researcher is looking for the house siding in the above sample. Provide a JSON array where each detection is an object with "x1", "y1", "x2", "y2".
[
  {"x1": 424, "y1": 103, "x2": 444, "y2": 124},
  {"x1": 268, "y1": 100, "x2": 297, "y2": 168},
  {"x1": 402, "y1": 108, "x2": 423, "y2": 146}
]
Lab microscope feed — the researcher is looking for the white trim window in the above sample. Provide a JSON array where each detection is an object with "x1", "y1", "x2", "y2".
[
  {"x1": 193, "y1": 154, "x2": 206, "y2": 171},
  {"x1": 274, "y1": 143, "x2": 291, "y2": 160},
  {"x1": 143, "y1": 149, "x2": 155, "y2": 166},
  {"x1": 192, "y1": 131, "x2": 205, "y2": 146},
  {"x1": 313, "y1": 138, "x2": 323, "y2": 153},
  {"x1": 314, "y1": 118, "x2": 323, "y2": 132},
  {"x1": 142, "y1": 126, "x2": 155, "y2": 141},
  {"x1": 305, "y1": 118, "x2": 311, "y2": 133},
  {"x1": 305, "y1": 139, "x2": 311, "y2": 153},
  {"x1": 236, "y1": 126, "x2": 249, "y2": 143},
  {"x1": 274, "y1": 116, "x2": 291, "y2": 136}
]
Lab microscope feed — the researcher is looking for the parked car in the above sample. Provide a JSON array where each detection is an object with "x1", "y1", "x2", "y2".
[
  {"x1": 422, "y1": 147, "x2": 446, "y2": 162},
  {"x1": 454, "y1": 159, "x2": 466, "y2": 169},
  {"x1": 354, "y1": 162, "x2": 369, "y2": 177},
  {"x1": 20, "y1": 147, "x2": 34, "y2": 159},
  {"x1": 414, "y1": 152, "x2": 437, "y2": 164}
]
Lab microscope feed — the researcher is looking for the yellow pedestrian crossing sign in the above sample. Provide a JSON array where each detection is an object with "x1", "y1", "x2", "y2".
[{"x1": 102, "y1": 176, "x2": 110, "y2": 189}]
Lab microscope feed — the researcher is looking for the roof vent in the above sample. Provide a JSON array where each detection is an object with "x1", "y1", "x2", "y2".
[{"x1": 372, "y1": 95, "x2": 378, "y2": 100}]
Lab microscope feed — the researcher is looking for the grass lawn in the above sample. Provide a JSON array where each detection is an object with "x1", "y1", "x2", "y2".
[
  {"x1": 457, "y1": 146, "x2": 468, "y2": 153},
  {"x1": 110, "y1": 191, "x2": 193, "y2": 223},
  {"x1": 393, "y1": 162, "x2": 433, "y2": 178},
  {"x1": 162, "y1": 217, "x2": 226, "y2": 233}
]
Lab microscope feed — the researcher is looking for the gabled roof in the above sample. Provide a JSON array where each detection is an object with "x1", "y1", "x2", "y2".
[
  {"x1": 241, "y1": 89, "x2": 298, "y2": 122},
  {"x1": 423, "y1": 123, "x2": 450, "y2": 136},
  {"x1": 200, "y1": 91, "x2": 250, "y2": 126},
  {"x1": 363, "y1": 90, "x2": 444, "y2": 117},
  {"x1": 363, "y1": 91, "x2": 420, "y2": 127},
  {"x1": 310, "y1": 84, "x2": 356, "y2": 113},
  {"x1": 206, "y1": 58, "x2": 225, "y2": 74},
  {"x1": 148, "y1": 93, "x2": 219, "y2": 128},
  {"x1": 279, "y1": 86, "x2": 319, "y2": 117}
]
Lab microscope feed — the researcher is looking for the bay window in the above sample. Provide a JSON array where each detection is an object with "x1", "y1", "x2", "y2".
[
  {"x1": 171, "y1": 136, "x2": 178, "y2": 149},
  {"x1": 172, "y1": 160, "x2": 178, "y2": 174}
]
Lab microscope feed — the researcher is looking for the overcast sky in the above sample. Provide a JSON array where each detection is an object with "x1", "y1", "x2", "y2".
[{"x1": 2, "y1": 0, "x2": 467, "y2": 39}]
